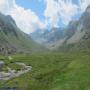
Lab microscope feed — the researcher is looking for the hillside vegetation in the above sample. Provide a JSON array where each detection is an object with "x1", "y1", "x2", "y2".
[
  {"x1": 0, "y1": 13, "x2": 46, "y2": 55},
  {"x1": 0, "y1": 51, "x2": 90, "y2": 90}
]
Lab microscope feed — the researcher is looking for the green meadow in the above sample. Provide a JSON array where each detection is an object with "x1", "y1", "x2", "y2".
[{"x1": 0, "y1": 51, "x2": 90, "y2": 90}]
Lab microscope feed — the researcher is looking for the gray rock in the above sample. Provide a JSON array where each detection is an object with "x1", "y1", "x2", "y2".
[{"x1": 0, "y1": 61, "x2": 4, "y2": 68}]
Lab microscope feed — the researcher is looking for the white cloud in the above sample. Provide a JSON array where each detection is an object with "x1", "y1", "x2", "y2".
[
  {"x1": 10, "y1": 6, "x2": 45, "y2": 33},
  {"x1": 0, "y1": 0, "x2": 15, "y2": 14},
  {"x1": 0, "y1": 0, "x2": 45, "y2": 34},
  {"x1": 44, "y1": 0, "x2": 59, "y2": 27},
  {"x1": 44, "y1": 0, "x2": 90, "y2": 26},
  {"x1": 79, "y1": 0, "x2": 90, "y2": 12},
  {"x1": 58, "y1": 0, "x2": 78, "y2": 25},
  {"x1": 44, "y1": 0, "x2": 78, "y2": 26}
]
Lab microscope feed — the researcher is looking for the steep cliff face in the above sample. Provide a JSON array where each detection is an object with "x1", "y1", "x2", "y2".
[{"x1": 57, "y1": 5, "x2": 90, "y2": 52}]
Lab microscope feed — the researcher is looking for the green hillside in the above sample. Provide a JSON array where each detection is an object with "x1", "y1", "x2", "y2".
[{"x1": 0, "y1": 13, "x2": 46, "y2": 54}]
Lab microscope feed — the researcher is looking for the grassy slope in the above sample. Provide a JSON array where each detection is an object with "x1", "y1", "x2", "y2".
[
  {"x1": 0, "y1": 52, "x2": 90, "y2": 90},
  {"x1": 0, "y1": 25, "x2": 47, "y2": 54},
  {"x1": 0, "y1": 13, "x2": 47, "y2": 54},
  {"x1": 6, "y1": 29, "x2": 47, "y2": 53}
]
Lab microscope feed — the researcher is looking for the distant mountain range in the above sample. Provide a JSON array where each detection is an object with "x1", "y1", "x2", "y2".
[
  {"x1": 31, "y1": 5, "x2": 90, "y2": 51},
  {"x1": 31, "y1": 27, "x2": 65, "y2": 48},
  {"x1": 0, "y1": 5, "x2": 90, "y2": 54},
  {"x1": 0, "y1": 13, "x2": 46, "y2": 55}
]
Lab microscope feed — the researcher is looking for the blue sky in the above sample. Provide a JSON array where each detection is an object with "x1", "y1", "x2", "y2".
[
  {"x1": 16, "y1": 0, "x2": 81, "y2": 27},
  {"x1": 72, "y1": 0, "x2": 79, "y2": 5},
  {"x1": 16, "y1": 0, "x2": 46, "y2": 21},
  {"x1": 16, "y1": 0, "x2": 79, "y2": 21},
  {"x1": 0, "y1": 0, "x2": 89, "y2": 33}
]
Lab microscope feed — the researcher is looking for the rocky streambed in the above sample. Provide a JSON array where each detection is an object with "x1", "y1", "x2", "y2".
[{"x1": 0, "y1": 62, "x2": 32, "y2": 81}]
